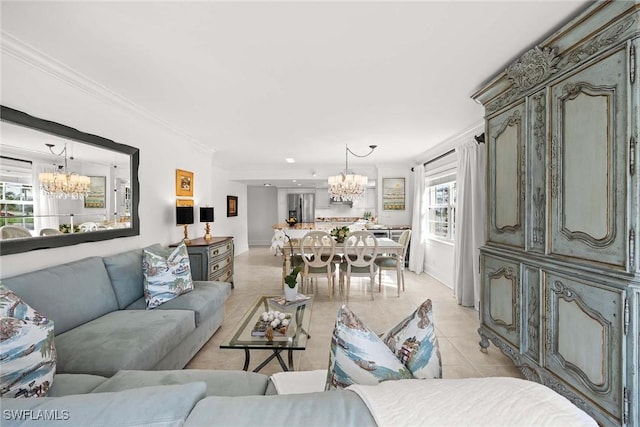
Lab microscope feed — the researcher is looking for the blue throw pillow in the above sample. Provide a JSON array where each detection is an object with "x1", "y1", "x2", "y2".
[
  {"x1": 142, "y1": 243, "x2": 194, "y2": 309},
  {"x1": 0, "y1": 284, "x2": 56, "y2": 398},
  {"x1": 381, "y1": 299, "x2": 442, "y2": 379},
  {"x1": 325, "y1": 305, "x2": 413, "y2": 390}
]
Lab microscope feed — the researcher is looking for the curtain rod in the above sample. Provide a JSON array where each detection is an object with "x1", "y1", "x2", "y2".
[
  {"x1": 1, "y1": 155, "x2": 32, "y2": 164},
  {"x1": 411, "y1": 132, "x2": 485, "y2": 171}
]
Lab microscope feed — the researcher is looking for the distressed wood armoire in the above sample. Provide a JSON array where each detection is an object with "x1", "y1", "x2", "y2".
[{"x1": 471, "y1": 2, "x2": 639, "y2": 426}]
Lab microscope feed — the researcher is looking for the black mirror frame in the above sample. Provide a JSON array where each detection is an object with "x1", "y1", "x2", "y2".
[{"x1": 0, "y1": 105, "x2": 140, "y2": 255}]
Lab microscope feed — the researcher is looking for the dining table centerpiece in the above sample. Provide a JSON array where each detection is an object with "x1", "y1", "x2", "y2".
[{"x1": 330, "y1": 226, "x2": 350, "y2": 243}]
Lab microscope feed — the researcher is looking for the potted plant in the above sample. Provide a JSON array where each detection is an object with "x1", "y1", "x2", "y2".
[{"x1": 284, "y1": 266, "x2": 302, "y2": 301}]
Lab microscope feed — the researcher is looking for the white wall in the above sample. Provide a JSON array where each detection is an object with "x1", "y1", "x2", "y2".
[
  {"x1": 0, "y1": 40, "x2": 248, "y2": 278},
  {"x1": 424, "y1": 239, "x2": 455, "y2": 289}
]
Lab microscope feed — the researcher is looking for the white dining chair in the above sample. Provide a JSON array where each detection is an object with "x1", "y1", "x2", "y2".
[
  {"x1": 40, "y1": 228, "x2": 63, "y2": 236},
  {"x1": 339, "y1": 230, "x2": 378, "y2": 302},
  {"x1": 375, "y1": 229, "x2": 411, "y2": 296},
  {"x1": 0, "y1": 225, "x2": 32, "y2": 239},
  {"x1": 79, "y1": 222, "x2": 98, "y2": 232},
  {"x1": 300, "y1": 231, "x2": 336, "y2": 299}
]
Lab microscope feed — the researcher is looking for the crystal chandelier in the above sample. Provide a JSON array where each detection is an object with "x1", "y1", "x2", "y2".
[
  {"x1": 328, "y1": 144, "x2": 377, "y2": 202},
  {"x1": 39, "y1": 143, "x2": 91, "y2": 199}
]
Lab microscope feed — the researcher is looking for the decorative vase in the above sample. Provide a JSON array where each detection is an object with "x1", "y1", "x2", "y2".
[{"x1": 284, "y1": 281, "x2": 298, "y2": 302}]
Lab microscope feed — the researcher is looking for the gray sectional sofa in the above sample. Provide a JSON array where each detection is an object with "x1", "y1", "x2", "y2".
[
  {"x1": 2, "y1": 369, "x2": 376, "y2": 426},
  {"x1": 2, "y1": 244, "x2": 231, "y2": 377}
]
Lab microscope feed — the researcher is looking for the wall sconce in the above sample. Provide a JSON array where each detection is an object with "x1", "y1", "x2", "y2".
[
  {"x1": 200, "y1": 206, "x2": 214, "y2": 241},
  {"x1": 176, "y1": 206, "x2": 194, "y2": 244}
]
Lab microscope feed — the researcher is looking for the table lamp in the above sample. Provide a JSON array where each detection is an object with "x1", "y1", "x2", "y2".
[
  {"x1": 176, "y1": 206, "x2": 194, "y2": 244},
  {"x1": 200, "y1": 206, "x2": 214, "y2": 240}
]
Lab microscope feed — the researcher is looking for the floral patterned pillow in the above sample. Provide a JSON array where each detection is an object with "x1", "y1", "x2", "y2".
[
  {"x1": 0, "y1": 284, "x2": 56, "y2": 398},
  {"x1": 142, "y1": 243, "x2": 194, "y2": 309},
  {"x1": 381, "y1": 299, "x2": 442, "y2": 379},
  {"x1": 325, "y1": 305, "x2": 413, "y2": 390}
]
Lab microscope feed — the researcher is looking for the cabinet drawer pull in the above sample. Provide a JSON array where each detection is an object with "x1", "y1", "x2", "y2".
[{"x1": 212, "y1": 249, "x2": 219, "y2": 256}]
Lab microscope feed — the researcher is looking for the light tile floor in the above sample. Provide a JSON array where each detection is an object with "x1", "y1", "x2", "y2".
[{"x1": 187, "y1": 247, "x2": 523, "y2": 379}]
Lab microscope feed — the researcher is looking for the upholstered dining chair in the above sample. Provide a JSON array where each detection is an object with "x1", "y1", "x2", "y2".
[
  {"x1": 375, "y1": 229, "x2": 411, "y2": 296},
  {"x1": 0, "y1": 225, "x2": 32, "y2": 239},
  {"x1": 339, "y1": 230, "x2": 378, "y2": 302},
  {"x1": 300, "y1": 231, "x2": 336, "y2": 299},
  {"x1": 40, "y1": 228, "x2": 63, "y2": 236}
]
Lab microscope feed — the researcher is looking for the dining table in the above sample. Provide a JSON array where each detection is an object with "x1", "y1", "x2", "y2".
[{"x1": 281, "y1": 236, "x2": 405, "y2": 295}]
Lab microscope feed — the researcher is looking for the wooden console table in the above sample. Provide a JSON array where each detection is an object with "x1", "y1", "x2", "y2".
[{"x1": 171, "y1": 236, "x2": 234, "y2": 287}]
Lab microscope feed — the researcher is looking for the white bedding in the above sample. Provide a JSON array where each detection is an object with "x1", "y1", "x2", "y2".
[{"x1": 347, "y1": 377, "x2": 597, "y2": 427}]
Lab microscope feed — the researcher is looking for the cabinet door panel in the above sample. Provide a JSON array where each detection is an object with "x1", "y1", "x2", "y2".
[
  {"x1": 544, "y1": 272, "x2": 624, "y2": 419},
  {"x1": 527, "y1": 90, "x2": 547, "y2": 253},
  {"x1": 550, "y1": 48, "x2": 628, "y2": 268},
  {"x1": 487, "y1": 103, "x2": 526, "y2": 247},
  {"x1": 522, "y1": 265, "x2": 541, "y2": 362},
  {"x1": 481, "y1": 255, "x2": 520, "y2": 347}
]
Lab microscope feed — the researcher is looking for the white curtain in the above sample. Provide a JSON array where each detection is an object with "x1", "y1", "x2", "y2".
[
  {"x1": 409, "y1": 164, "x2": 425, "y2": 274},
  {"x1": 32, "y1": 162, "x2": 60, "y2": 233},
  {"x1": 453, "y1": 140, "x2": 486, "y2": 309}
]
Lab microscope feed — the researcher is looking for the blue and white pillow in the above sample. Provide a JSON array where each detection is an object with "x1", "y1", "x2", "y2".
[
  {"x1": 142, "y1": 243, "x2": 194, "y2": 309},
  {"x1": 381, "y1": 299, "x2": 442, "y2": 379},
  {"x1": 325, "y1": 305, "x2": 413, "y2": 390},
  {"x1": 0, "y1": 284, "x2": 56, "y2": 398}
]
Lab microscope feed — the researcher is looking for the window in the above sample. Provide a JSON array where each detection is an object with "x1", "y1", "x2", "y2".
[
  {"x1": 426, "y1": 179, "x2": 456, "y2": 241},
  {"x1": 0, "y1": 157, "x2": 35, "y2": 230},
  {"x1": 0, "y1": 181, "x2": 35, "y2": 230}
]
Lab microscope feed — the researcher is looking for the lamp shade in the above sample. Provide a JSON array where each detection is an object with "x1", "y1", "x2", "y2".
[
  {"x1": 200, "y1": 207, "x2": 214, "y2": 223},
  {"x1": 176, "y1": 206, "x2": 194, "y2": 225}
]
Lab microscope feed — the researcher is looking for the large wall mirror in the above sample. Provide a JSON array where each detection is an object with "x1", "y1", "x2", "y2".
[{"x1": 0, "y1": 105, "x2": 140, "y2": 255}]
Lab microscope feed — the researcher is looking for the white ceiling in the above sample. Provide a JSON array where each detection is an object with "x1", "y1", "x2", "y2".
[{"x1": 1, "y1": 0, "x2": 592, "y2": 187}]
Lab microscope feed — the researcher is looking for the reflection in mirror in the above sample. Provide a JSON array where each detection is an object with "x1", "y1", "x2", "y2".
[{"x1": 0, "y1": 105, "x2": 139, "y2": 255}]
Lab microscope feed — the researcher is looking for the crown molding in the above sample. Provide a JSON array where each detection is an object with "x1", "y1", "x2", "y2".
[{"x1": 1, "y1": 30, "x2": 211, "y2": 153}]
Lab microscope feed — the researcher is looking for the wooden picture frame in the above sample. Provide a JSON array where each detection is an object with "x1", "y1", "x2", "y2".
[
  {"x1": 84, "y1": 176, "x2": 106, "y2": 208},
  {"x1": 176, "y1": 199, "x2": 194, "y2": 207},
  {"x1": 227, "y1": 195, "x2": 238, "y2": 217},
  {"x1": 176, "y1": 169, "x2": 194, "y2": 197},
  {"x1": 382, "y1": 177, "x2": 405, "y2": 210}
]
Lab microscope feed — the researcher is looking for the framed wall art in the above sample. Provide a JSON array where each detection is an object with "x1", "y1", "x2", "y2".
[
  {"x1": 227, "y1": 195, "x2": 238, "y2": 217},
  {"x1": 84, "y1": 176, "x2": 106, "y2": 208},
  {"x1": 382, "y1": 177, "x2": 405, "y2": 210},
  {"x1": 176, "y1": 199, "x2": 194, "y2": 207},
  {"x1": 176, "y1": 169, "x2": 194, "y2": 197}
]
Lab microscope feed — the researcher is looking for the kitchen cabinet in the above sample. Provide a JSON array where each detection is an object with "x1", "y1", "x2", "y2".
[{"x1": 472, "y1": 2, "x2": 639, "y2": 425}]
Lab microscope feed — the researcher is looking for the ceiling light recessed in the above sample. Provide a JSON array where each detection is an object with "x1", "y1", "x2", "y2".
[
  {"x1": 285, "y1": 158, "x2": 295, "y2": 163},
  {"x1": 263, "y1": 183, "x2": 271, "y2": 186}
]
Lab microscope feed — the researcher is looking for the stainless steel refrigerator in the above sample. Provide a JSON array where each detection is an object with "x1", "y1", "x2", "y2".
[{"x1": 287, "y1": 193, "x2": 315, "y2": 223}]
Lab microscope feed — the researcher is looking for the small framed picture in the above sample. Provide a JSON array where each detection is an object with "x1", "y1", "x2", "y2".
[
  {"x1": 176, "y1": 169, "x2": 194, "y2": 197},
  {"x1": 227, "y1": 195, "x2": 238, "y2": 217},
  {"x1": 383, "y1": 177, "x2": 405, "y2": 210},
  {"x1": 84, "y1": 176, "x2": 106, "y2": 208},
  {"x1": 176, "y1": 199, "x2": 194, "y2": 207}
]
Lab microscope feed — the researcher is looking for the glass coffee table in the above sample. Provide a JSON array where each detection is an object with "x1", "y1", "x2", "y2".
[{"x1": 219, "y1": 295, "x2": 314, "y2": 372}]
